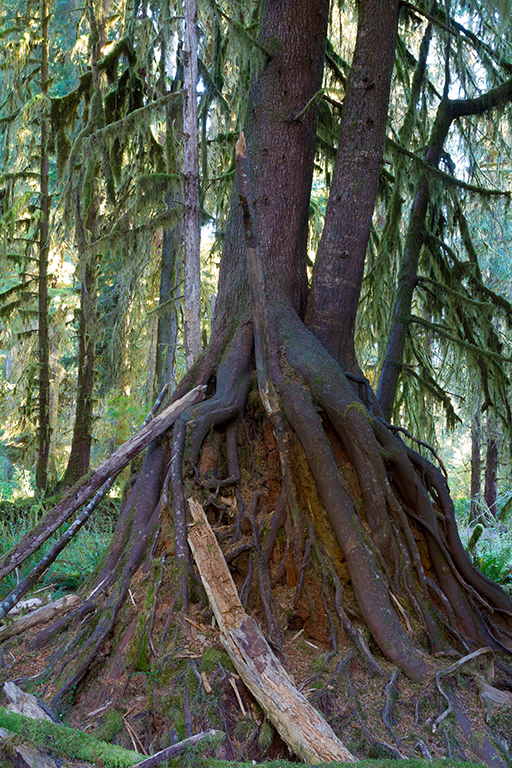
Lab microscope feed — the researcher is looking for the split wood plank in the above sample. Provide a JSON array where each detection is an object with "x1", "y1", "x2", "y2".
[{"x1": 187, "y1": 498, "x2": 356, "y2": 765}]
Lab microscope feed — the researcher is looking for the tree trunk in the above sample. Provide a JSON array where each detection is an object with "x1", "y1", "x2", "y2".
[
  {"x1": 183, "y1": 0, "x2": 201, "y2": 368},
  {"x1": 61, "y1": 256, "x2": 98, "y2": 487},
  {"x1": 305, "y1": 0, "x2": 399, "y2": 372},
  {"x1": 470, "y1": 408, "x2": 481, "y2": 521},
  {"x1": 484, "y1": 412, "x2": 498, "y2": 518},
  {"x1": 35, "y1": 0, "x2": 51, "y2": 492}
]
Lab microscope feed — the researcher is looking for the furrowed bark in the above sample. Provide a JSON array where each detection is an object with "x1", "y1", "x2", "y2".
[{"x1": 306, "y1": 0, "x2": 400, "y2": 371}]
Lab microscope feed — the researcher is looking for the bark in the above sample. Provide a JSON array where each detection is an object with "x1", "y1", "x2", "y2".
[
  {"x1": 484, "y1": 412, "x2": 498, "y2": 518},
  {"x1": 35, "y1": 0, "x2": 51, "y2": 492},
  {"x1": 183, "y1": 0, "x2": 201, "y2": 367},
  {"x1": 377, "y1": 77, "x2": 512, "y2": 420},
  {"x1": 305, "y1": 0, "x2": 399, "y2": 371},
  {"x1": 212, "y1": 0, "x2": 329, "y2": 336},
  {"x1": 470, "y1": 408, "x2": 481, "y2": 521}
]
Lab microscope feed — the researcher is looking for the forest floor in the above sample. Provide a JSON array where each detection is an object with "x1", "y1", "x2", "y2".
[{"x1": 0, "y1": 559, "x2": 511, "y2": 768}]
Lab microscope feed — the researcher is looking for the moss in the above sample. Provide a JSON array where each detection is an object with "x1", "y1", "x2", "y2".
[
  {"x1": 94, "y1": 710, "x2": 124, "y2": 742},
  {"x1": 199, "y1": 646, "x2": 234, "y2": 674},
  {"x1": 0, "y1": 708, "x2": 139, "y2": 767}
]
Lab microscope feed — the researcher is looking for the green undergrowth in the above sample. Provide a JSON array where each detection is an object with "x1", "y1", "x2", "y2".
[
  {"x1": 0, "y1": 495, "x2": 118, "y2": 601},
  {"x1": 455, "y1": 498, "x2": 512, "y2": 589}
]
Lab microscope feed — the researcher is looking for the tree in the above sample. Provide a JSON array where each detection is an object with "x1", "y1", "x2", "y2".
[{"x1": 3, "y1": 0, "x2": 512, "y2": 761}]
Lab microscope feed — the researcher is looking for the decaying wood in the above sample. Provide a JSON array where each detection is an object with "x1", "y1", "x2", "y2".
[
  {"x1": 0, "y1": 726, "x2": 59, "y2": 768},
  {"x1": 3, "y1": 683, "x2": 58, "y2": 723},
  {"x1": 0, "y1": 385, "x2": 206, "y2": 584},
  {"x1": 187, "y1": 498, "x2": 356, "y2": 765},
  {"x1": 131, "y1": 729, "x2": 224, "y2": 768},
  {"x1": 0, "y1": 596, "x2": 80, "y2": 643}
]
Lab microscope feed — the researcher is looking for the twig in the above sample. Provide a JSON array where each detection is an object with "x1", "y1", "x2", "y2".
[
  {"x1": 131, "y1": 729, "x2": 224, "y2": 768},
  {"x1": 378, "y1": 416, "x2": 448, "y2": 478},
  {"x1": 432, "y1": 647, "x2": 492, "y2": 732}
]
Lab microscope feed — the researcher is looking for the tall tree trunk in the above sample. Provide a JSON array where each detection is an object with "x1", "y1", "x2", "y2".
[
  {"x1": 484, "y1": 412, "x2": 498, "y2": 518},
  {"x1": 183, "y1": 0, "x2": 201, "y2": 368},
  {"x1": 61, "y1": 5, "x2": 105, "y2": 486},
  {"x1": 470, "y1": 408, "x2": 481, "y2": 521},
  {"x1": 61, "y1": 255, "x2": 98, "y2": 487},
  {"x1": 156, "y1": 191, "x2": 182, "y2": 392},
  {"x1": 305, "y1": 0, "x2": 399, "y2": 372},
  {"x1": 35, "y1": 0, "x2": 51, "y2": 492}
]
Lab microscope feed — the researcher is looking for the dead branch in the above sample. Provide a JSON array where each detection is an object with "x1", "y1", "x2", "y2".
[
  {"x1": 0, "y1": 385, "x2": 206, "y2": 583},
  {"x1": 0, "y1": 595, "x2": 80, "y2": 642},
  {"x1": 131, "y1": 729, "x2": 224, "y2": 768}
]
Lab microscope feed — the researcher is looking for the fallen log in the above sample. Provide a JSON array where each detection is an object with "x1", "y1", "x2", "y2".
[
  {"x1": 0, "y1": 726, "x2": 59, "y2": 768},
  {"x1": 0, "y1": 386, "x2": 206, "y2": 584},
  {"x1": 187, "y1": 498, "x2": 356, "y2": 765},
  {"x1": 3, "y1": 683, "x2": 59, "y2": 723}
]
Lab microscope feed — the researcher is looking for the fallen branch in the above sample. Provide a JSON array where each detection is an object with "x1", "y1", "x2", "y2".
[
  {"x1": 187, "y1": 498, "x2": 356, "y2": 764},
  {"x1": 0, "y1": 385, "x2": 206, "y2": 583},
  {"x1": 0, "y1": 596, "x2": 80, "y2": 643},
  {"x1": 131, "y1": 729, "x2": 224, "y2": 768}
]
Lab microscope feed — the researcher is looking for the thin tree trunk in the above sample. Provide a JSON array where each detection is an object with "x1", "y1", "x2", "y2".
[
  {"x1": 305, "y1": 0, "x2": 399, "y2": 371},
  {"x1": 484, "y1": 412, "x2": 498, "y2": 518},
  {"x1": 156, "y1": 198, "x2": 182, "y2": 392},
  {"x1": 35, "y1": 0, "x2": 51, "y2": 492},
  {"x1": 183, "y1": 0, "x2": 201, "y2": 368},
  {"x1": 470, "y1": 408, "x2": 481, "y2": 521}
]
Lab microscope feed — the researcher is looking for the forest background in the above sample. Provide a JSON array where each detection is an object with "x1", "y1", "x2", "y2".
[
  {"x1": 1, "y1": 0, "x2": 512, "y2": 576},
  {"x1": 2, "y1": 0, "x2": 512, "y2": 762}
]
